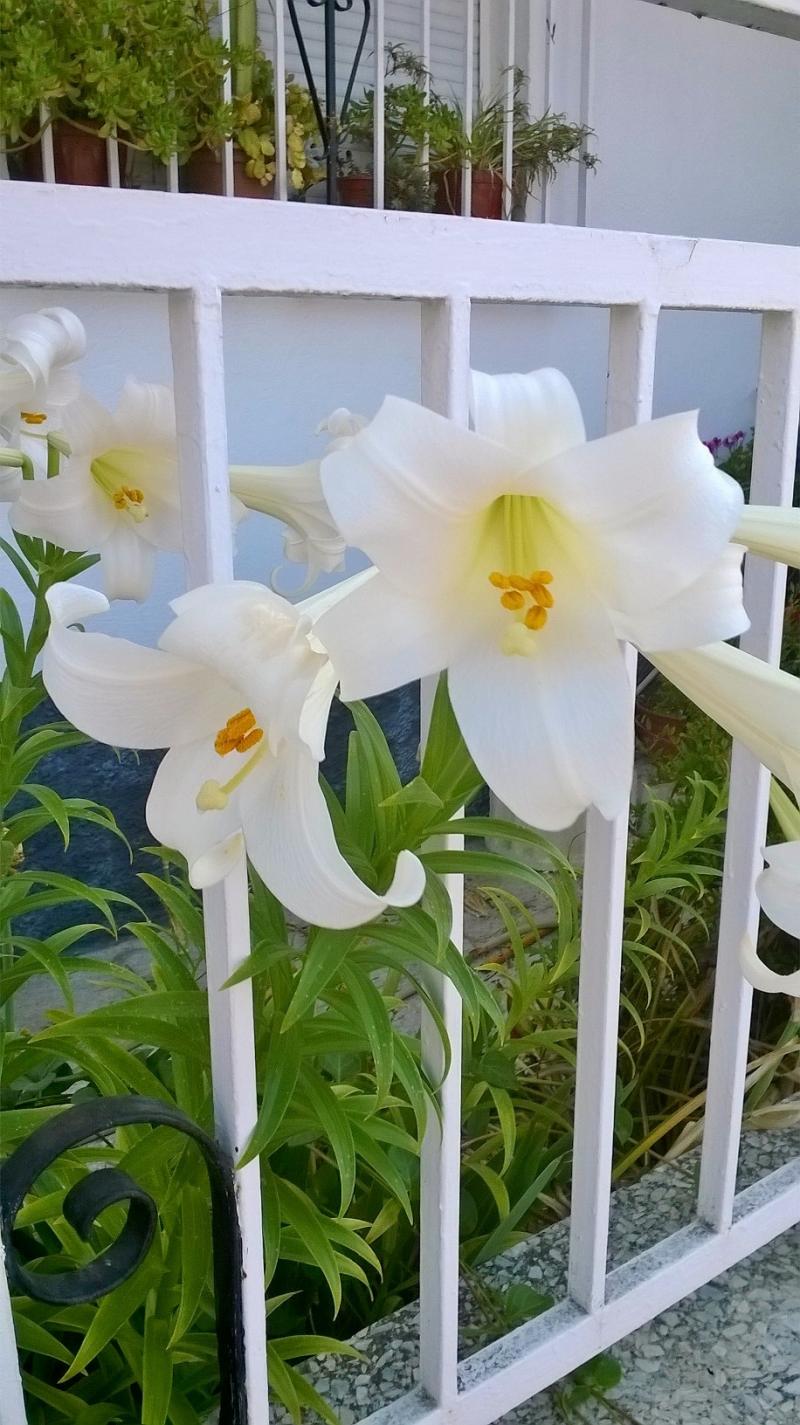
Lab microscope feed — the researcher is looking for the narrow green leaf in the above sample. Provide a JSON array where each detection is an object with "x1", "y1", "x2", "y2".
[
  {"x1": 62, "y1": 1255, "x2": 161, "y2": 1380},
  {"x1": 282, "y1": 928, "x2": 355, "y2": 1031},
  {"x1": 339, "y1": 961, "x2": 394, "y2": 1104},
  {"x1": 239, "y1": 1015, "x2": 302, "y2": 1167},
  {"x1": 168, "y1": 1184, "x2": 212, "y2": 1347},
  {"x1": 142, "y1": 1310, "x2": 172, "y2": 1425}
]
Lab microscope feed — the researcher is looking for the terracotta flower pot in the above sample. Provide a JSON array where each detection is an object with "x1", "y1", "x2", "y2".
[
  {"x1": 435, "y1": 168, "x2": 504, "y2": 219},
  {"x1": 20, "y1": 119, "x2": 127, "y2": 187},
  {"x1": 338, "y1": 174, "x2": 374, "y2": 209},
  {"x1": 183, "y1": 147, "x2": 274, "y2": 199}
]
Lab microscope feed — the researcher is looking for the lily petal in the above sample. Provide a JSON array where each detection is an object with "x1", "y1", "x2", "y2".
[
  {"x1": 113, "y1": 380, "x2": 175, "y2": 449},
  {"x1": 146, "y1": 737, "x2": 245, "y2": 889},
  {"x1": 740, "y1": 931, "x2": 800, "y2": 997},
  {"x1": 448, "y1": 554, "x2": 634, "y2": 828},
  {"x1": 612, "y1": 545, "x2": 749, "y2": 651},
  {"x1": 161, "y1": 582, "x2": 326, "y2": 749},
  {"x1": 320, "y1": 396, "x2": 521, "y2": 596},
  {"x1": 59, "y1": 391, "x2": 115, "y2": 458},
  {"x1": 0, "y1": 460, "x2": 23, "y2": 502},
  {"x1": 240, "y1": 742, "x2": 426, "y2": 928},
  {"x1": 470, "y1": 367, "x2": 586, "y2": 462},
  {"x1": 313, "y1": 567, "x2": 473, "y2": 702},
  {"x1": 43, "y1": 583, "x2": 238, "y2": 748},
  {"x1": 758, "y1": 840, "x2": 800, "y2": 939},
  {"x1": 101, "y1": 523, "x2": 156, "y2": 602},
  {"x1": 651, "y1": 641, "x2": 800, "y2": 799},
  {"x1": 10, "y1": 470, "x2": 114, "y2": 550},
  {"x1": 2, "y1": 307, "x2": 85, "y2": 392},
  {"x1": 736, "y1": 505, "x2": 800, "y2": 569},
  {"x1": 529, "y1": 412, "x2": 744, "y2": 614}
]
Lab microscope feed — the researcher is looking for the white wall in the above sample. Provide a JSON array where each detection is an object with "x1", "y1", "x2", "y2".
[{"x1": 2, "y1": 0, "x2": 798, "y2": 645}]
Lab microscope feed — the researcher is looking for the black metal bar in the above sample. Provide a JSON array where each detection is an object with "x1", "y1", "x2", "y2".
[
  {"x1": 286, "y1": 0, "x2": 372, "y2": 204},
  {"x1": 0, "y1": 1096, "x2": 248, "y2": 1425},
  {"x1": 324, "y1": 0, "x2": 338, "y2": 204}
]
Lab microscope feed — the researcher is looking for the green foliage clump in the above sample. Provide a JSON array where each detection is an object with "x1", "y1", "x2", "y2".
[
  {"x1": 0, "y1": 0, "x2": 320, "y2": 183},
  {"x1": 0, "y1": 0, "x2": 233, "y2": 164},
  {"x1": 341, "y1": 46, "x2": 592, "y2": 213}
]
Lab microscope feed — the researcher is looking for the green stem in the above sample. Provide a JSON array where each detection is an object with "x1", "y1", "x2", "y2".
[
  {"x1": 0, "y1": 447, "x2": 35, "y2": 482},
  {"x1": 47, "y1": 435, "x2": 61, "y2": 478}
]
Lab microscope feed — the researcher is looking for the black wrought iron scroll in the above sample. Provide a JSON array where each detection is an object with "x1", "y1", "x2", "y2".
[
  {"x1": 0, "y1": 1095, "x2": 248, "y2": 1425},
  {"x1": 287, "y1": 0, "x2": 372, "y2": 204}
]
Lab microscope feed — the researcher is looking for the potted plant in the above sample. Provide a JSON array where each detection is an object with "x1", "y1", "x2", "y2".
[
  {"x1": 338, "y1": 46, "x2": 434, "y2": 211},
  {"x1": 183, "y1": 0, "x2": 319, "y2": 198},
  {"x1": 1, "y1": 0, "x2": 232, "y2": 187},
  {"x1": 430, "y1": 70, "x2": 594, "y2": 220}
]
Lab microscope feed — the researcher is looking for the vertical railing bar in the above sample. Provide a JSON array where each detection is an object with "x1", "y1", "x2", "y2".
[
  {"x1": 539, "y1": 0, "x2": 555, "y2": 223},
  {"x1": 220, "y1": 0, "x2": 235, "y2": 197},
  {"x1": 0, "y1": 1240, "x2": 27, "y2": 1425},
  {"x1": 421, "y1": 0, "x2": 432, "y2": 173},
  {"x1": 461, "y1": 0, "x2": 475, "y2": 217},
  {"x1": 373, "y1": 0, "x2": 385, "y2": 209},
  {"x1": 502, "y1": 0, "x2": 516, "y2": 219},
  {"x1": 39, "y1": 104, "x2": 55, "y2": 184},
  {"x1": 418, "y1": 293, "x2": 471, "y2": 1407},
  {"x1": 106, "y1": 135, "x2": 121, "y2": 189},
  {"x1": 576, "y1": 0, "x2": 594, "y2": 227},
  {"x1": 168, "y1": 286, "x2": 270, "y2": 1422},
  {"x1": 274, "y1": 0, "x2": 289, "y2": 201},
  {"x1": 697, "y1": 309, "x2": 800, "y2": 1233},
  {"x1": 567, "y1": 302, "x2": 660, "y2": 1313},
  {"x1": 167, "y1": 154, "x2": 180, "y2": 194}
]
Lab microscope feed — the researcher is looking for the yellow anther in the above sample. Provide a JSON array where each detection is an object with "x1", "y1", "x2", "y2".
[
  {"x1": 111, "y1": 485, "x2": 148, "y2": 521},
  {"x1": 531, "y1": 583, "x2": 554, "y2": 609},
  {"x1": 500, "y1": 589, "x2": 525, "y2": 611},
  {"x1": 236, "y1": 727, "x2": 264, "y2": 753},
  {"x1": 225, "y1": 708, "x2": 257, "y2": 736},
  {"x1": 491, "y1": 565, "x2": 554, "y2": 644},
  {"x1": 214, "y1": 708, "x2": 263, "y2": 756},
  {"x1": 20, "y1": 411, "x2": 47, "y2": 425}
]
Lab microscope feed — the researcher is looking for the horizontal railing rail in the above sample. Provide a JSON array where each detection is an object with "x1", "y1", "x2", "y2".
[{"x1": 1, "y1": 185, "x2": 799, "y2": 1425}]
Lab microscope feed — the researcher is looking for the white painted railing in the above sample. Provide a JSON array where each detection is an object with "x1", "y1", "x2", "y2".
[{"x1": 1, "y1": 180, "x2": 799, "y2": 1424}]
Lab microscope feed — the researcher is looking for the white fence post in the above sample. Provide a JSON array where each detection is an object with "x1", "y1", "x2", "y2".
[
  {"x1": 417, "y1": 293, "x2": 471, "y2": 1407},
  {"x1": 373, "y1": 0, "x2": 386, "y2": 209},
  {"x1": 568, "y1": 302, "x2": 659, "y2": 1311},
  {"x1": 168, "y1": 286, "x2": 270, "y2": 1420},
  {"x1": 697, "y1": 308, "x2": 800, "y2": 1231},
  {"x1": 0, "y1": 1241, "x2": 26, "y2": 1425}
]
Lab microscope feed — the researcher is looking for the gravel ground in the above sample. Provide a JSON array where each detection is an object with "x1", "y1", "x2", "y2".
[{"x1": 276, "y1": 1129, "x2": 799, "y2": 1424}]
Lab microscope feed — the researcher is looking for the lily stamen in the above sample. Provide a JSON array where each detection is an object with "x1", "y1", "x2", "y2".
[
  {"x1": 197, "y1": 735, "x2": 268, "y2": 812},
  {"x1": 213, "y1": 707, "x2": 264, "y2": 756},
  {"x1": 91, "y1": 451, "x2": 150, "y2": 522},
  {"x1": 489, "y1": 566, "x2": 555, "y2": 645},
  {"x1": 20, "y1": 411, "x2": 47, "y2": 425}
]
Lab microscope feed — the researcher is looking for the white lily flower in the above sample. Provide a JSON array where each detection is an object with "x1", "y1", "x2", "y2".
[
  {"x1": 650, "y1": 641, "x2": 800, "y2": 798},
  {"x1": 229, "y1": 408, "x2": 365, "y2": 592},
  {"x1": 10, "y1": 380, "x2": 245, "y2": 601},
  {"x1": 314, "y1": 368, "x2": 747, "y2": 830},
  {"x1": 42, "y1": 581, "x2": 425, "y2": 929},
  {"x1": 652, "y1": 643, "x2": 800, "y2": 995},
  {"x1": 0, "y1": 306, "x2": 86, "y2": 494},
  {"x1": 738, "y1": 842, "x2": 800, "y2": 996},
  {"x1": 735, "y1": 505, "x2": 800, "y2": 568}
]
